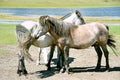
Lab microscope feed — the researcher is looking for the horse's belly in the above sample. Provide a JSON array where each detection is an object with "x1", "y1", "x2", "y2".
[
  {"x1": 69, "y1": 40, "x2": 95, "y2": 49},
  {"x1": 69, "y1": 44, "x2": 90, "y2": 49}
]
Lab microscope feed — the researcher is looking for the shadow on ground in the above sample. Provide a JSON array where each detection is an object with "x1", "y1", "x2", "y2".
[
  {"x1": 70, "y1": 66, "x2": 120, "y2": 73},
  {"x1": 30, "y1": 66, "x2": 120, "y2": 79}
]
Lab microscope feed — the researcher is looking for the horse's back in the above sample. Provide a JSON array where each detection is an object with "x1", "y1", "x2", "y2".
[
  {"x1": 20, "y1": 21, "x2": 38, "y2": 31},
  {"x1": 69, "y1": 22, "x2": 108, "y2": 48}
]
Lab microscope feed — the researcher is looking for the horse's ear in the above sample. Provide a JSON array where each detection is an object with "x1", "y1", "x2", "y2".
[
  {"x1": 45, "y1": 17, "x2": 55, "y2": 27},
  {"x1": 44, "y1": 17, "x2": 51, "y2": 27},
  {"x1": 45, "y1": 16, "x2": 49, "y2": 20},
  {"x1": 45, "y1": 16, "x2": 51, "y2": 24},
  {"x1": 75, "y1": 10, "x2": 81, "y2": 17}
]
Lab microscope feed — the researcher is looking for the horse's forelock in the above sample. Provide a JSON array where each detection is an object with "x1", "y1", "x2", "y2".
[{"x1": 39, "y1": 16, "x2": 48, "y2": 27}]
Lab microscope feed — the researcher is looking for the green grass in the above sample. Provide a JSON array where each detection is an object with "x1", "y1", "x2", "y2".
[
  {"x1": 0, "y1": 14, "x2": 120, "y2": 24},
  {"x1": 84, "y1": 17, "x2": 120, "y2": 23},
  {"x1": 0, "y1": 49, "x2": 9, "y2": 55},
  {"x1": 109, "y1": 26, "x2": 120, "y2": 35},
  {"x1": 0, "y1": 24, "x2": 120, "y2": 45},
  {"x1": 109, "y1": 26, "x2": 120, "y2": 46},
  {"x1": 0, "y1": 0, "x2": 120, "y2": 8},
  {"x1": 0, "y1": 24, "x2": 119, "y2": 55},
  {"x1": 0, "y1": 24, "x2": 17, "y2": 45},
  {"x1": 0, "y1": 14, "x2": 38, "y2": 21}
]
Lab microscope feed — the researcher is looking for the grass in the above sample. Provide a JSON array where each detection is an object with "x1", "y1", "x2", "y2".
[
  {"x1": 0, "y1": 14, "x2": 38, "y2": 21},
  {"x1": 0, "y1": 14, "x2": 120, "y2": 24},
  {"x1": 0, "y1": 49, "x2": 9, "y2": 55},
  {"x1": 0, "y1": 0, "x2": 120, "y2": 8},
  {"x1": 0, "y1": 24, "x2": 120, "y2": 45},
  {"x1": 0, "y1": 24, "x2": 120, "y2": 55},
  {"x1": 84, "y1": 17, "x2": 120, "y2": 23},
  {"x1": 0, "y1": 24, "x2": 17, "y2": 45},
  {"x1": 109, "y1": 26, "x2": 120, "y2": 47},
  {"x1": 109, "y1": 26, "x2": 120, "y2": 35}
]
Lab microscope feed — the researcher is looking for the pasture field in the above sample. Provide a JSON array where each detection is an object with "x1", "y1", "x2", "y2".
[
  {"x1": 0, "y1": 0, "x2": 120, "y2": 8},
  {"x1": 0, "y1": 24, "x2": 120, "y2": 80},
  {"x1": 0, "y1": 24, "x2": 120, "y2": 45},
  {"x1": 0, "y1": 0, "x2": 120, "y2": 79},
  {"x1": 0, "y1": 24, "x2": 17, "y2": 45},
  {"x1": 0, "y1": 23, "x2": 120, "y2": 80},
  {"x1": 0, "y1": 14, "x2": 120, "y2": 23}
]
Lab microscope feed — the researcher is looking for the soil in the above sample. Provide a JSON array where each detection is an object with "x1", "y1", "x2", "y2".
[{"x1": 0, "y1": 45, "x2": 120, "y2": 80}]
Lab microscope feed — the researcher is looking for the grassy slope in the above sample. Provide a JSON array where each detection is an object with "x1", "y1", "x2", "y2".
[{"x1": 0, "y1": 0, "x2": 120, "y2": 8}]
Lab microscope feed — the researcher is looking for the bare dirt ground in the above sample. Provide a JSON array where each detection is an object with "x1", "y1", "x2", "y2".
[{"x1": 0, "y1": 45, "x2": 120, "y2": 80}]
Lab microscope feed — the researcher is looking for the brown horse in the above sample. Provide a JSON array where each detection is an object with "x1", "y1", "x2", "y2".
[{"x1": 36, "y1": 16, "x2": 116, "y2": 73}]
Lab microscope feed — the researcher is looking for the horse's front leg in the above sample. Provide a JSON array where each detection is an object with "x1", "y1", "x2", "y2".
[
  {"x1": 17, "y1": 51, "x2": 28, "y2": 76},
  {"x1": 63, "y1": 46, "x2": 70, "y2": 73},
  {"x1": 46, "y1": 45, "x2": 55, "y2": 70},
  {"x1": 57, "y1": 46, "x2": 64, "y2": 70}
]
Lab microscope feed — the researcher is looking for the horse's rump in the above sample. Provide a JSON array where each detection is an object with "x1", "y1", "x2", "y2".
[{"x1": 16, "y1": 24, "x2": 31, "y2": 44}]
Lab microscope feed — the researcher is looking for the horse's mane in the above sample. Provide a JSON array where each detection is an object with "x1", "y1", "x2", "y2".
[
  {"x1": 60, "y1": 12, "x2": 72, "y2": 20},
  {"x1": 47, "y1": 17, "x2": 77, "y2": 37},
  {"x1": 39, "y1": 16, "x2": 77, "y2": 37}
]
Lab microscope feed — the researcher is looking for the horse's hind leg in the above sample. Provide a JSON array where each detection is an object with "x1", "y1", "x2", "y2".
[
  {"x1": 63, "y1": 46, "x2": 70, "y2": 73},
  {"x1": 101, "y1": 45, "x2": 109, "y2": 70},
  {"x1": 17, "y1": 51, "x2": 28, "y2": 76},
  {"x1": 36, "y1": 48, "x2": 42, "y2": 65},
  {"x1": 94, "y1": 45, "x2": 103, "y2": 70}
]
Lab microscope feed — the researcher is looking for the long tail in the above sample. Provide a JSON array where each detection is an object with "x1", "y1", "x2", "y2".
[
  {"x1": 107, "y1": 34, "x2": 116, "y2": 49},
  {"x1": 16, "y1": 24, "x2": 33, "y2": 61},
  {"x1": 106, "y1": 25, "x2": 117, "y2": 56},
  {"x1": 107, "y1": 34, "x2": 118, "y2": 56}
]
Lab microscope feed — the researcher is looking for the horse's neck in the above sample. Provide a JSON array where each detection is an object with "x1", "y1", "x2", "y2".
[{"x1": 49, "y1": 29, "x2": 59, "y2": 40}]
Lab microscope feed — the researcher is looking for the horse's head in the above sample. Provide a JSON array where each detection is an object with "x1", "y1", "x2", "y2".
[
  {"x1": 61, "y1": 10, "x2": 86, "y2": 25},
  {"x1": 35, "y1": 16, "x2": 51, "y2": 39},
  {"x1": 75, "y1": 10, "x2": 86, "y2": 25}
]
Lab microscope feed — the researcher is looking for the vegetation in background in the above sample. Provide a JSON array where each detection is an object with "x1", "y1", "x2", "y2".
[
  {"x1": 0, "y1": 0, "x2": 120, "y2": 8},
  {"x1": 0, "y1": 24, "x2": 17, "y2": 45},
  {"x1": 0, "y1": 24, "x2": 120, "y2": 45},
  {"x1": 0, "y1": 14, "x2": 120, "y2": 24}
]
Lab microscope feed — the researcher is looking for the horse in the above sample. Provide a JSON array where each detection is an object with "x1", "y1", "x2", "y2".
[
  {"x1": 36, "y1": 16, "x2": 116, "y2": 73},
  {"x1": 15, "y1": 10, "x2": 85, "y2": 76}
]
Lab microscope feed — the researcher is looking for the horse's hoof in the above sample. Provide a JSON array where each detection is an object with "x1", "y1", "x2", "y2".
[
  {"x1": 36, "y1": 60, "x2": 40, "y2": 65},
  {"x1": 47, "y1": 67, "x2": 51, "y2": 71},
  {"x1": 23, "y1": 69, "x2": 28, "y2": 75},
  {"x1": 105, "y1": 66, "x2": 110, "y2": 71},
  {"x1": 36, "y1": 62, "x2": 40, "y2": 65},
  {"x1": 106, "y1": 65, "x2": 109, "y2": 69},
  {"x1": 17, "y1": 69, "x2": 28, "y2": 76},
  {"x1": 60, "y1": 68, "x2": 66, "y2": 73},
  {"x1": 95, "y1": 66, "x2": 101, "y2": 70},
  {"x1": 17, "y1": 70, "x2": 22, "y2": 76}
]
